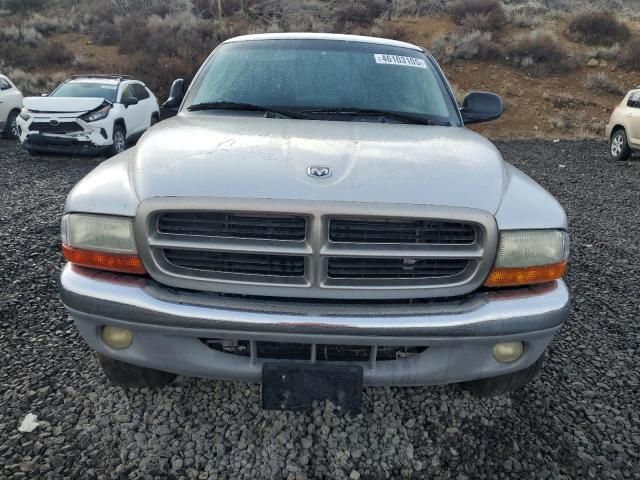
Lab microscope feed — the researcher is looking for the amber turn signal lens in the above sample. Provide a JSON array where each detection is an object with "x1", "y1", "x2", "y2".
[
  {"x1": 484, "y1": 261, "x2": 567, "y2": 288},
  {"x1": 63, "y1": 244, "x2": 146, "y2": 275}
]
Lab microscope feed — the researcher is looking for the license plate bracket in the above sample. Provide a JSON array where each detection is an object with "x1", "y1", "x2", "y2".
[{"x1": 261, "y1": 363, "x2": 363, "y2": 413}]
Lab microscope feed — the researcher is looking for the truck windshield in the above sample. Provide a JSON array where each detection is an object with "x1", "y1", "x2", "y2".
[
  {"x1": 185, "y1": 39, "x2": 460, "y2": 126},
  {"x1": 51, "y1": 82, "x2": 118, "y2": 102}
]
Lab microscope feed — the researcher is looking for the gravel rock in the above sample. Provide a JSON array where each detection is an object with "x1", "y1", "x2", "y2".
[{"x1": 0, "y1": 139, "x2": 639, "y2": 479}]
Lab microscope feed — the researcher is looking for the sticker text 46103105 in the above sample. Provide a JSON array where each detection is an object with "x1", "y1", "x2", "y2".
[{"x1": 374, "y1": 54, "x2": 427, "y2": 69}]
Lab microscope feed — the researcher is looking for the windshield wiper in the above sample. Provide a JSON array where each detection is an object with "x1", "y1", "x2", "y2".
[
  {"x1": 300, "y1": 107, "x2": 445, "y2": 126},
  {"x1": 187, "y1": 101, "x2": 306, "y2": 119}
]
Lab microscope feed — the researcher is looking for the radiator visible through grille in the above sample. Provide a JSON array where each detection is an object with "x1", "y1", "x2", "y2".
[
  {"x1": 327, "y1": 257, "x2": 469, "y2": 279},
  {"x1": 163, "y1": 249, "x2": 305, "y2": 277},
  {"x1": 29, "y1": 122, "x2": 83, "y2": 134},
  {"x1": 158, "y1": 212, "x2": 307, "y2": 241},
  {"x1": 329, "y1": 217, "x2": 476, "y2": 244}
]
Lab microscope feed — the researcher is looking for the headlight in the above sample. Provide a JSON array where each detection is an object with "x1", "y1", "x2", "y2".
[
  {"x1": 61, "y1": 214, "x2": 146, "y2": 274},
  {"x1": 80, "y1": 105, "x2": 111, "y2": 122},
  {"x1": 19, "y1": 108, "x2": 31, "y2": 121},
  {"x1": 484, "y1": 230, "x2": 569, "y2": 287}
]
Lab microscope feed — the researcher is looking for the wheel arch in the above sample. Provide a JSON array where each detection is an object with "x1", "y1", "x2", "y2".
[
  {"x1": 113, "y1": 118, "x2": 126, "y2": 136},
  {"x1": 610, "y1": 125, "x2": 626, "y2": 140},
  {"x1": 5, "y1": 107, "x2": 20, "y2": 123}
]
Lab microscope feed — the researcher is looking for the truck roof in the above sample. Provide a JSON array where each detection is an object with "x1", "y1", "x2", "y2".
[{"x1": 223, "y1": 33, "x2": 423, "y2": 52}]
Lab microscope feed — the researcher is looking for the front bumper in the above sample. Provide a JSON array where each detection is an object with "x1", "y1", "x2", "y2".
[
  {"x1": 60, "y1": 264, "x2": 570, "y2": 386},
  {"x1": 17, "y1": 115, "x2": 112, "y2": 155},
  {"x1": 23, "y1": 134, "x2": 110, "y2": 155}
]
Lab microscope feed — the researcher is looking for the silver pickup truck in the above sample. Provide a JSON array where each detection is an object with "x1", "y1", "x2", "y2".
[{"x1": 60, "y1": 33, "x2": 569, "y2": 409}]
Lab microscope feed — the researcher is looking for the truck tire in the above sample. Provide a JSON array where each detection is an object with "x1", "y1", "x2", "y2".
[
  {"x1": 609, "y1": 129, "x2": 631, "y2": 161},
  {"x1": 97, "y1": 354, "x2": 176, "y2": 388},
  {"x1": 461, "y1": 356, "x2": 544, "y2": 397}
]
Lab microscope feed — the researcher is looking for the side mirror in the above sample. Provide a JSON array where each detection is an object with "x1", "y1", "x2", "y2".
[
  {"x1": 123, "y1": 96, "x2": 139, "y2": 107},
  {"x1": 460, "y1": 91, "x2": 503, "y2": 125},
  {"x1": 40, "y1": 93, "x2": 48, "y2": 97},
  {"x1": 162, "y1": 78, "x2": 185, "y2": 110}
]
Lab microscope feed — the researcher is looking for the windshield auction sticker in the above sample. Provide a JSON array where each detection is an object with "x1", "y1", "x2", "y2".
[{"x1": 374, "y1": 54, "x2": 427, "y2": 69}]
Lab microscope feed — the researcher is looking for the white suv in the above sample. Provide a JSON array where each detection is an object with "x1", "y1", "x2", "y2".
[
  {"x1": 0, "y1": 74, "x2": 23, "y2": 139},
  {"x1": 16, "y1": 75, "x2": 160, "y2": 156}
]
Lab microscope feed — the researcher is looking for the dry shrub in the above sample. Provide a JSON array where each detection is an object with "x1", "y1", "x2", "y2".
[
  {"x1": 589, "y1": 43, "x2": 621, "y2": 61},
  {"x1": 549, "y1": 111, "x2": 576, "y2": 130},
  {"x1": 0, "y1": 29, "x2": 74, "y2": 70},
  {"x1": 333, "y1": 0, "x2": 388, "y2": 31},
  {"x1": 117, "y1": 54, "x2": 196, "y2": 101},
  {"x1": 0, "y1": 67, "x2": 67, "y2": 96},
  {"x1": 449, "y1": 0, "x2": 506, "y2": 32},
  {"x1": 585, "y1": 73, "x2": 626, "y2": 95},
  {"x1": 543, "y1": 92, "x2": 576, "y2": 109},
  {"x1": 216, "y1": 18, "x2": 254, "y2": 41},
  {"x1": 4, "y1": 0, "x2": 44, "y2": 13},
  {"x1": 509, "y1": 11, "x2": 542, "y2": 28},
  {"x1": 618, "y1": 41, "x2": 640, "y2": 71},
  {"x1": 552, "y1": 111, "x2": 604, "y2": 138},
  {"x1": 430, "y1": 30, "x2": 503, "y2": 64},
  {"x1": 566, "y1": 12, "x2": 630, "y2": 46},
  {"x1": 23, "y1": 13, "x2": 75, "y2": 35},
  {"x1": 389, "y1": 0, "x2": 448, "y2": 16},
  {"x1": 506, "y1": 31, "x2": 576, "y2": 75},
  {"x1": 449, "y1": 84, "x2": 466, "y2": 105},
  {"x1": 41, "y1": 40, "x2": 75, "y2": 65},
  {"x1": 377, "y1": 22, "x2": 412, "y2": 42}
]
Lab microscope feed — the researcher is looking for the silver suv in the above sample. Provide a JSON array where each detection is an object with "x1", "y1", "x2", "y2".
[{"x1": 59, "y1": 34, "x2": 569, "y2": 409}]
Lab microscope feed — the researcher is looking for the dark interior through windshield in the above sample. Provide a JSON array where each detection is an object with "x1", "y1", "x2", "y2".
[
  {"x1": 186, "y1": 39, "x2": 460, "y2": 126},
  {"x1": 51, "y1": 82, "x2": 118, "y2": 102}
]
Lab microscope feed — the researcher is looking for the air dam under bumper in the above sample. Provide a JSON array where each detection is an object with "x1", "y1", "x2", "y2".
[{"x1": 60, "y1": 264, "x2": 570, "y2": 386}]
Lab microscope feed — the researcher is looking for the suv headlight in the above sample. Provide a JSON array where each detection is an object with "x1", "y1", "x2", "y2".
[
  {"x1": 19, "y1": 108, "x2": 31, "y2": 121},
  {"x1": 80, "y1": 105, "x2": 111, "y2": 122},
  {"x1": 484, "y1": 230, "x2": 569, "y2": 287},
  {"x1": 61, "y1": 214, "x2": 146, "y2": 274}
]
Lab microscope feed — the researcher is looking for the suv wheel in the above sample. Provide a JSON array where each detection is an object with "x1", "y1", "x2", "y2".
[
  {"x1": 97, "y1": 354, "x2": 176, "y2": 388},
  {"x1": 110, "y1": 125, "x2": 126, "y2": 156},
  {"x1": 3, "y1": 110, "x2": 19, "y2": 139},
  {"x1": 610, "y1": 129, "x2": 631, "y2": 161},
  {"x1": 460, "y1": 356, "x2": 544, "y2": 397}
]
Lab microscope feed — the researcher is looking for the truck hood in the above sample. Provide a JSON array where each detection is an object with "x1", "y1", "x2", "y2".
[
  {"x1": 23, "y1": 96, "x2": 105, "y2": 113},
  {"x1": 132, "y1": 113, "x2": 507, "y2": 213}
]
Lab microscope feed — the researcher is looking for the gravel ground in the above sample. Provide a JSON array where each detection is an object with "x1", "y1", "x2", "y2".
[{"x1": 0, "y1": 139, "x2": 639, "y2": 480}]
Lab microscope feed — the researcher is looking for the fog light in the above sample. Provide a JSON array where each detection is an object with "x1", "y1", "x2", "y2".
[
  {"x1": 102, "y1": 326, "x2": 133, "y2": 349},
  {"x1": 493, "y1": 342, "x2": 524, "y2": 363}
]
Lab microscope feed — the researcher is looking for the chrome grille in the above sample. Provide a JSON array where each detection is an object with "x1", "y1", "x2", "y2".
[
  {"x1": 163, "y1": 249, "x2": 305, "y2": 277},
  {"x1": 158, "y1": 212, "x2": 307, "y2": 241},
  {"x1": 327, "y1": 257, "x2": 469, "y2": 279},
  {"x1": 329, "y1": 217, "x2": 476, "y2": 244},
  {"x1": 29, "y1": 122, "x2": 83, "y2": 134},
  {"x1": 137, "y1": 198, "x2": 498, "y2": 299}
]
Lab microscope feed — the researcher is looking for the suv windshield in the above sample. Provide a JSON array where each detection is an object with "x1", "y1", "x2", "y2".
[
  {"x1": 51, "y1": 82, "x2": 118, "y2": 102},
  {"x1": 185, "y1": 39, "x2": 460, "y2": 126}
]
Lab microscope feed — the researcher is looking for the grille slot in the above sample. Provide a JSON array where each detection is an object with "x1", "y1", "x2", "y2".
[
  {"x1": 327, "y1": 257, "x2": 469, "y2": 279},
  {"x1": 202, "y1": 340, "x2": 428, "y2": 362},
  {"x1": 163, "y1": 249, "x2": 305, "y2": 277},
  {"x1": 329, "y1": 217, "x2": 476, "y2": 244},
  {"x1": 29, "y1": 122, "x2": 83, "y2": 134},
  {"x1": 158, "y1": 212, "x2": 307, "y2": 241}
]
